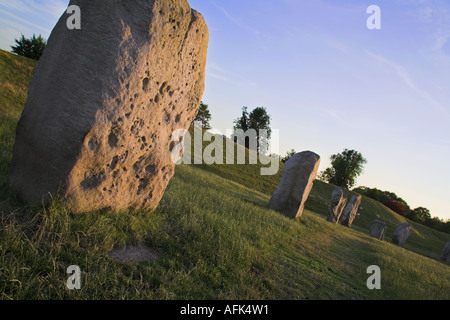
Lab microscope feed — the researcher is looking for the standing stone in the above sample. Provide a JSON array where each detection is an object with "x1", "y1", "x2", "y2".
[
  {"x1": 269, "y1": 151, "x2": 320, "y2": 218},
  {"x1": 441, "y1": 241, "x2": 450, "y2": 265},
  {"x1": 8, "y1": 0, "x2": 209, "y2": 213},
  {"x1": 326, "y1": 188, "x2": 347, "y2": 224},
  {"x1": 341, "y1": 195, "x2": 362, "y2": 227},
  {"x1": 370, "y1": 220, "x2": 386, "y2": 240},
  {"x1": 392, "y1": 223, "x2": 412, "y2": 247}
]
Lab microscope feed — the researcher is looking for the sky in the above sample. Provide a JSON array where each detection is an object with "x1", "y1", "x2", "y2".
[{"x1": 0, "y1": 0, "x2": 449, "y2": 220}]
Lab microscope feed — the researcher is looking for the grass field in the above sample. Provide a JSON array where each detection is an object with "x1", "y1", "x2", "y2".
[{"x1": 0, "y1": 49, "x2": 449, "y2": 300}]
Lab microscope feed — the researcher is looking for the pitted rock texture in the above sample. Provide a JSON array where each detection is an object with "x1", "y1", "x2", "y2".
[{"x1": 8, "y1": 0, "x2": 209, "y2": 213}]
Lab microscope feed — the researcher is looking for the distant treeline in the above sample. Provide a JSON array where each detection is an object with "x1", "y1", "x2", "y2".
[{"x1": 353, "y1": 186, "x2": 450, "y2": 234}]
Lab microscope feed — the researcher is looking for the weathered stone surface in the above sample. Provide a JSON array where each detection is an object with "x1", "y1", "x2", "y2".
[
  {"x1": 370, "y1": 220, "x2": 386, "y2": 240},
  {"x1": 326, "y1": 188, "x2": 347, "y2": 224},
  {"x1": 441, "y1": 241, "x2": 450, "y2": 265},
  {"x1": 341, "y1": 195, "x2": 362, "y2": 227},
  {"x1": 269, "y1": 151, "x2": 320, "y2": 218},
  {"x1": 392, "y1": 223, "x2": 412, "y2": 247},
  {"x1": 8, "y1": 0, "x2": 209, "y2": 213}
]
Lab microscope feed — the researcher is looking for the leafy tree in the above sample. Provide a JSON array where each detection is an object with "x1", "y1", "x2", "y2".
[
  {"x1": 193, "y1": 101, "x2": 212, "y2": 130},
  {"x1": 320, "y1": 149, "x2": 367, "y2": 189},
  {"x1": 318, "y1": 167, "x2": 334, "y2": 183},
  {"x1": 248, "y1": 107, "x2": 272, "y2": 150},
  {"x1": 423, "y1": 216, "x2": 442, "y2": 229},
  {"x1": 384, "y1": 199, "x2": 410, "y2": 216},
  {"x1": 233, "y1": 106, "x2": 271, "y2": 152},
  {"x1": 11, "y1": 34, "x2": 47, "y2": 60},
  {"x1": 353, "y1": 186, "x2": 410, "y2": 216},
  {"x1": 442, "y1": 220, "x2": 450, "y2": 234},
  {"x1": 407, "y1": 207, "x2": 432, "y2": 223},
  {"x1": 281, "y1": 149, "x2": 296, "y2": 163},
  {"x1": 233, "y1": 106, "x2": 249, "y2": 132},
  {"x1": 269, "y1": 153, "x2": 280, "y2": 161},
  {"x1": 354, "y1": 187, "x2": 450, "y2": 234}
]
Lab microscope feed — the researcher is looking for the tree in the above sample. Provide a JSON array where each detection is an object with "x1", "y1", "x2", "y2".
[
  {"x1": 407, "y1": 207, "x2": 431, "y2": 223},
  {"x1": 318, "y1": 167, "x2": 334, "y2": 183},
  {"x1": 281, "y1": 149, "x2": 296, "y2": 163},
  {"x1": 354, "y1": 186, "x2": 450, "y2": 233},
  {"x1": 11, "y1": 34, "x2": 47, "y2": 60},
  {"x1": 233, "y1": 106, "x2": 249, "y2": 132},
  {"x1": 193, "y1": 101, "x2": 212, "y2": 130},
  {"x1": 442, "y1": 220, "x2": 450, "y2": 234},
  {"x1": 320, "y1": 149, "x2": 367, "y2": 189},
  {"x1": 353, "y1": 186, "x2": 410, "y2": 215},
  {"x1": 269, "y1": 153, "x2": 280, "y2": 161},
  {"x1": 384, "y1": 199, "x2": 409, "y2": 216},
  {"x1": 423, "y1": 216, "x2": 442, "y2": 229},
  {"x1": 233, "y1": 106, "x2": 271, "y2": 152}
]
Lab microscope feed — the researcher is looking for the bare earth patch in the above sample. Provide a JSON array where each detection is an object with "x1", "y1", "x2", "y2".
[{"x1": 108, "y1": 245, "x2": 160, "y2": 263}]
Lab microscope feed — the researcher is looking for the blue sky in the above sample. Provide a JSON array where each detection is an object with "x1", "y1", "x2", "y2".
[{"x1": 1, "y1": 0, "x2": 449, "y2": 220}]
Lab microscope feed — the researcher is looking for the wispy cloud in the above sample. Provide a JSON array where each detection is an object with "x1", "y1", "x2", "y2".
[
  {"x1": 0, "y1": 0, "x2": 67, "y2": 50},
  {"x1": 206, "y1": 62, "x2": 257, "y2": 88},
  {"x1": 422, "y1": 8, "x2": 450, "y2": 51},
  {"x1": 212, "y1": 2, "x2": 261, "y2": 36},
  {"x1": 366, "y1": 50, "x2": 448, "y2": 116},
  {"x1": 324, "y1": 38, "x2": 351, "y2": 55},
  {"x1": 0, "y1": 0, "x2": 67, "y2": 20},
  {"x1": 321, "y1": 107, "x2": 342, "y2": 121},
  {"x1": 0, "y1": 25, "x2": 22, "y2": 50},
  {"x1": 206, "y1": 62, "x2": 230, "y2": 82},
  {"x1": 401, "y1": 0, "x2": 450, "y2": 51},
  {"x1": 0, "y1": 8, "x2": 51, "y2": 33}
]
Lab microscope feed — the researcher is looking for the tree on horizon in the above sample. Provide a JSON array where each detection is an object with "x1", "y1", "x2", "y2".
[
  {"x1": 193, "y1": 101, "x2": 212, "y2": 130},
  {"x1": 281, "y1": 149, "x2": 296, "y2": 163},
  {"x1": 11, "y1": 34, "x2": 47, "y2": 60},
  {"x1": 233, "y1": 106, "x2": 271, "y2": 153},
  {"x1": 319, "y1": 149, "x2": 367, "y2": 189}
]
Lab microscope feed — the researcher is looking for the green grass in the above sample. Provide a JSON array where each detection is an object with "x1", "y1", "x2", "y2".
[
  {"x1": 0, "y1": 50, "x2": 37, "y2": 188},
  {"x1": 193, "y1": 130, "x2": 450, "y2": 262},
  {"x1": 0, "y1": 49, "x2": 449, "y2": 300}
]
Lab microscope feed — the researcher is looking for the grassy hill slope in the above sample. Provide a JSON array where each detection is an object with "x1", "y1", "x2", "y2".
[
  {"x1": 0, "y1": 50, "x2": 449, "y2": 300},
  {"x1": 193, "y1": 130, "x2": 449, "y2": 262},
  {"x1": 0, "y1": 50, "x2": 37, "y2": 186}
]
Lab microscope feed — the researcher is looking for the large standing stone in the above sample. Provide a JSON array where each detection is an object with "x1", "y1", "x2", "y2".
[
  {"x1": 326, "y1": 188, "x2": 347, "y2": 224},
  {"x1": 8, "y1": 0, "x2": 209, "y2": 213},
  {"x1": 341, "y1": 195, "x2": 362, "y2": 227},
  {"x1": 269, "y1": 151, "x2": 320, "y2": 218},
  {"x1": 392, "y1": 223, "x2": 412, "y2": 247},
  {"x1": 370, "y1": 220, "x2": 386, "y2": 240},
  {"x1": 441, "y1": 241, "x2": 450, "y2": 265}
]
